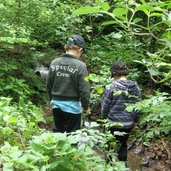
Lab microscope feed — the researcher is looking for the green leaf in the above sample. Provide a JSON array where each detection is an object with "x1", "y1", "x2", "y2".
[
  {"x1": 23, "y1": 130, "x2": 31, "y2": 137},
  {"x1": 31, "y1": 143, "x2": 44, "y2": 153},
  {"x1": 7, "y1": 117, "x2": 17, "y2": 123},
  {"x1": 101, "y1": 20, "x2": 118, "y2": 26},
  {"x1": 113, "y1": 8, "x2": 128, "y2": 17},
  {"x1": 40, "y1": 166, "x2": 46, "y2": 171},
  {"x1": 95, "y1": 86, "x2": 104, "y2": 94},
  {"x1": 89, "y1": 73, "x2": 99, "y2": 82},
  {"x1": 125, "y1": 105, "x2": 134, "y2": 112},
  {"x1": 96, "y1": 119, "x2": 107, "y2": 123},
  {"x1": 111, "y1": 122, "x2": 123, "y2": 127},
  {"x1": 140, "y1": 0, "x2": 146, "y2": 4},
  {"x1": 166, "y1": 2, "x2": 171, "y2": 8},
  {"x1": 53, "y1": 0, "x2": 58, "y2": 6},
  {"x1": 111, "y1": 33, "x2": 122, "y2": 39},
  {"x1": 18, "y1": 38, "x2": 28, "y2": 43},
  {"x1": 3, "y1": 127, "x2": 13, "y2": 135},
  {"x1": 84, "y1": 76, "x2": 89, "y2": 81},
  {"x1": 72, "y1": 6, "x2": 103, "y2": 16},
  {"x1": 2, "y1": 163, "x2": 13, "y2": 171},
  {"x1": 48, "y1": 160, "x2": 60, "y2": 170},
  {"x1": 148, "y1": 69, "x2": 159, "y2": 76},
  {"x1": 162, "y1": 31, "x2": 171, "y2": 40},
  {"x1": 135, "y1": 3, "x2": 153, "y2": 12},
  {"x1": 133, "y1": 18, "x2": 143, "y2": 23},
  {"x1": 96, "y1": 0, "x2": 110, "y2": 11},
  {"x1": 150, "y1": 13, "x2": 164, "y2": 17}
]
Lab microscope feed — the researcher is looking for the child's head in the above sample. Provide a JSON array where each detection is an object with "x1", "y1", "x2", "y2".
[
  {"x1": 64, "y1": 34, "x2": 85, "y2": 57},
  {"x1": 111, "y1": 61, "x2": 129, "y2": 78}
]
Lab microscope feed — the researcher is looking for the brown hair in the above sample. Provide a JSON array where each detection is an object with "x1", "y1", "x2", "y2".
[{"x1": 64, "y1": 44, "x2": 81, "y2": 52}]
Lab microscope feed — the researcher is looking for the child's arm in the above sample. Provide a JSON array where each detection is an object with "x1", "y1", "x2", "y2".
[{"x1": 46, "y1": 62, "x2": 56, "y2": 100}]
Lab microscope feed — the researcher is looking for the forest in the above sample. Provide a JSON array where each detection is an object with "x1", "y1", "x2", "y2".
[{"x1": 0, "y1": 0, "x2": 171, "y2": 170}]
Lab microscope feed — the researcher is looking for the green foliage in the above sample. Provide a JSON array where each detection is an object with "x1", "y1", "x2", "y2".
[
  {"x1": 0, "y1": 0, "x2": 96, "y2": 105},
  {"x1": 73, "y1": 0, "x2": 171, "y2": 86},
  {"x1": 0, "y1": 0, "x2": 170, "y2": 169},
  {"x1": 85, "y1": 67, "x2": 112, "y2": 106},
  {"x1": 73, "y1": 0, "x2": 171, "y2": 39},
  {"x1": 0, "y1": 97, "x2": 126, "y2": 170},
  {"x1": 88, "y1": 32, "x2": 144, "y2": 70},
  {"x1": 0, "y1": 60, "x2": 32, "y2": 101},
  {"x1": 134, "y1": 53, "x2": 171, "y2": 85},
  {"x1": 0, "y1": 97, "x2": 45, "y2": 147},
  {"x1": 0, "y1": 0, "x2": 94, "y2": 48},
  {"x1": 126, "y1": 92, "x2": 171, "y2": 143},
  {"x1": 0, "y1": 54, "x2": 48, "y2": 103},
  {"x1": 0, "y1": 126, "x2": 126, "y2": 170}
]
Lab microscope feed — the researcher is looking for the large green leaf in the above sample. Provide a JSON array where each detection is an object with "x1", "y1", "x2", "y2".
[
  {"x1": 96, "y1": 0, "x2": 110, "y2": 11},
  {"x1": 113, "y1": 8, "x2": 128, "y2": 17},
  {"x1": 72, "y1": 6, "x2": 103, "y2": 16},
  {"x1": 135, "y1": 3, "x2": 153, "y2": 12}
]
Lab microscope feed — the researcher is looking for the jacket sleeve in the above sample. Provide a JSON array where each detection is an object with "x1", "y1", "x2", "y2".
[
  {"x1": 135, "y1": 83, "x2": 142, "y2": 101},
  {"x1": 78, "y1": 64, "x2": 90, "y2": 110},
  {"x1": 134, "y1": 83, "x2": 142, "y2": 122},
  {"x1": 101, "y1": 88, "x2": 113, "y2": 119},
  {"x1": 46, "y1": 62, "x2": 56, "y2": 100}
]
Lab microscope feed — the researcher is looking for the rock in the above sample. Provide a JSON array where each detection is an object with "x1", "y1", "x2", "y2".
[
  {"x1": 127, "y1": 151, "x2": 142, "y2": 171},
  {"x1": 144, "y1": 165, "x2": 166, "y2": 171},
  {"x1": 135, "y1": 145, "x2": 145, "y2": 154},
  {"x1": 156, "y1": 151, "x2": 162, "y2": 157}
]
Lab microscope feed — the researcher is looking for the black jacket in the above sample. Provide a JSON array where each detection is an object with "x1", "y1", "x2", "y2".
[
  {"x1": 46, "y1": 54, "x2": 90, "y2": 110},
  {"x1": 101, "y1": 80, "x2": 141, "y2": 129}
]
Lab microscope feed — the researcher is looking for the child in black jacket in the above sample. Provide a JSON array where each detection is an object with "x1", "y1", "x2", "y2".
[
  {"x1": 46, "y1": 35, "x2": 90, "y2": 133},
  {"x1": 101, "y1": 61, "x2": 141, "y2": 161}
]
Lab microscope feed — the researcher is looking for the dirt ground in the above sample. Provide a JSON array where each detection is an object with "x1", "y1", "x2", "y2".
[{"x1": 127, "y1": 137, "x2": 171, "y2": 171}]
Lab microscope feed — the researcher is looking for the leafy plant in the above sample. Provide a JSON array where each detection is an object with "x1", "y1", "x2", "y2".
[
  {"x1": 73, "y1": 0, "x2": 171, "y2": 86},
  {"x1": 0, "y1": 128, "x2": 126, "y2": 171},
  {"x1": 85, "y1": 67, "x2": 112, "y2": 108},
  {"x1": 0, "y1": 97, "x2": 45, "y2": 147},
  {"x1": 0, "y1": 96, "x2": 126, "y2": 171},
  {"x1": 134, "y1": 54, "x2": 171, "y2": 85},
  {"x1": 73, "y1": 0, "x2": 171, "y2": 40},
  {"x1": 126, "y1": 92, "x2": 171, "y2": 143}
]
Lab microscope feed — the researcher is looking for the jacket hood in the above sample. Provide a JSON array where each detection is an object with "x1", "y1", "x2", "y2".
[{"x1": 113, "y1": 80, "x2": 139, "y2": 95}]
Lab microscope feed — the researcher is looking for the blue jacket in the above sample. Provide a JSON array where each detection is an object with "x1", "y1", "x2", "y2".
[{"x1": 101, "y1": 80, "x2": 141, "y2": 129}]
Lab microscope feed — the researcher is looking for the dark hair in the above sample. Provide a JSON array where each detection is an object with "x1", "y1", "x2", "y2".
[{"x1": 111, "y1": 61, "x2": 129, "y2": 77}]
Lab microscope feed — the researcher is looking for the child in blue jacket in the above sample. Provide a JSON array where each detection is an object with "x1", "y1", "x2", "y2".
[{"x1": 101, "y1": 61, "x2": 141, "y2": 162}]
